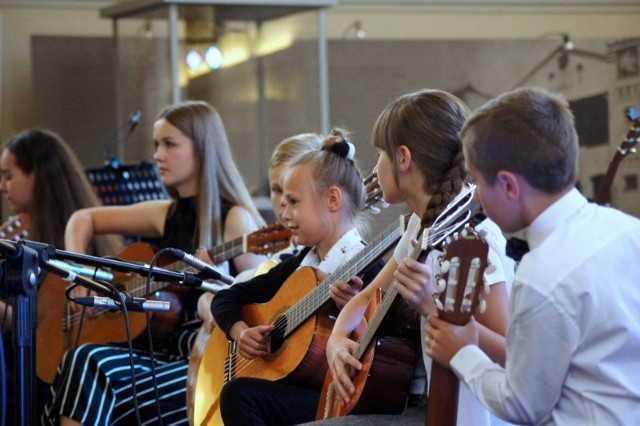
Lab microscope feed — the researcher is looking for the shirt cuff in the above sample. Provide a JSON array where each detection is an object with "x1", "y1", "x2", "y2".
[{"x1": 450, "y1": 344, "x2": 493, "y2": 382}]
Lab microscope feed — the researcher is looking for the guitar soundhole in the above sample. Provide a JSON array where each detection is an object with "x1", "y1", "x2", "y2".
[{"x1": 265, "y1": 315, "x2": 287, "y2": 356}]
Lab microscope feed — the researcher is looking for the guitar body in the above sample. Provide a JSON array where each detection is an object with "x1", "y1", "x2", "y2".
[
  {"x1": 186, "y1": 258, "x2": 281, "y2": 426},
  {"x1": 36, "y1": 242, "x2": 182, "y2": 383},
  {"x1": 317, "y1": 288, "x2": 416, "y2": 419},
  {"x1": 194, "y1": 266, "x2": 334, "y2": 426},
  {"x1": 187, "y1": 323, "x2": 213, "y2": 425}
]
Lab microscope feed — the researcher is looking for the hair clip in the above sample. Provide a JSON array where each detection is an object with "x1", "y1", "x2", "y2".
[{"x1": 330, "y1": 140, "x2": 356, "y2": 161}]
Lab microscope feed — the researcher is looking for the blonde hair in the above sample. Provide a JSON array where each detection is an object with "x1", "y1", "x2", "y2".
[
  {"x1": 290, "y1": 128, "x2": 366, "y2": 222},
  {"x1": 269, "y1": 133, "x2": 323, "y2": 169}
]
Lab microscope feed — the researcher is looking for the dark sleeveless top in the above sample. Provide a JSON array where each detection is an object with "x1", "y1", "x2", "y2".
[{"x1": 159, "y1": 196, "x2": 236, "y2": 358}]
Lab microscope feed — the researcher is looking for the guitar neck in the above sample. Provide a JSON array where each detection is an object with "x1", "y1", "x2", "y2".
[
  {"x1": 596, "y1": 113, "x2": 640, "y2": 205},
  {"x1": 123, "y1": 259, "x2": 185, "y2": 298},
  {"x1": 283, "y1": 218, "x2": 404, "y2": 337},
  {"x1": 208, "y1": 236, "x2": 243, "y2": 264}
]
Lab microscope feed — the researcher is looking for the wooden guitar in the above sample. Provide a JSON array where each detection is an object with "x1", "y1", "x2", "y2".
[
  {"x1": 0, "y1": 213, "x2": 31, "y2": 241},
  {"x1": 425, "y1": 226, "x2": 489, "y2": 426},
  {"x1": 36, "y1": 222, "x2": 292, "y2": 384},
  {"x1": 316, "y1": 185, "x2": 483, "y2": 420},
  {"x1": 192, "y1": 216, "x2": 406, "y2": 426},
  {"x1": 185, "y1": 258, "x2": 280, "y2": 425},
  {"x1": 596, "y1": 106, "x2": 639, "y2": 206}
]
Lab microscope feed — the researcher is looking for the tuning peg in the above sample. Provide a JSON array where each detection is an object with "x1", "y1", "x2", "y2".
[
  {"x1": 483, "y1": 279, "x2": 491, "y2": 294},
  {"x1": 437, "y1": 278, "x2": 447, "y2": 293},
  {"x1": 434, "y1": 297, "x2": 444, "y2": 311},
  {"x1": 440, "y1": 259, "x2": 450, "y2": 274},
  {"x1": 478, "y1": 298, "x2": 487, "y2": 314},
  {"x1": 485, "y1": 263, "x2": 497, "y2": 274}
]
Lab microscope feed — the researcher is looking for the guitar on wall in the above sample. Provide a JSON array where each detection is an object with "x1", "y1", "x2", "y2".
[
  {"x1": 316, "y1": 185, "x2": 484, "y2": 420},
  {"x1": 424, "y1": 226, "x2": 490, "y2": 426},
  {"x1": 35, "y1": 222, "x2": 292, "y2": 384},
  {"x1": 596, "y1": 106, "x2": 639, "y2": 206}
]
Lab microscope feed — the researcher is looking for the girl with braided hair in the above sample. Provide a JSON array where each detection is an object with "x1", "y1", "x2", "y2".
[
  {"x1": 210, "y1": 128, "x2": 382, "y2": 425},
  {"x1": 320, "y1": 89, "x2": 514, "y2": 425}
]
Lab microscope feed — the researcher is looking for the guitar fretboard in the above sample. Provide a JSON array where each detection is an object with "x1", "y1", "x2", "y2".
[{"x1": 280, "y1": 217, "x2": 405, "y2": 337}]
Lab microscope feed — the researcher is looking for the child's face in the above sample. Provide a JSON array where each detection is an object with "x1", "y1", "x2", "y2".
[
  {"x1": 268, "y1": 164, "x2": 286, "y2": 223},
  {"x1": 465, "y1": 159, "x2": 523, "y2": 234},
  {"x1": 281, "y1": 163, "x2": 327, "y2": 248},
  {"x1": 374, "y1": 148, "x2": 402, "y2": 204}
]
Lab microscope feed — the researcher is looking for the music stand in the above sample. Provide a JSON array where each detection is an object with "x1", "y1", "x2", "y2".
[{"x1": 86, "y1": 161, "x2": 168, "y2": 206}]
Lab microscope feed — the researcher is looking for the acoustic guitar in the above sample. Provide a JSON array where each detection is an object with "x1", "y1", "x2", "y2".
[
  {"x1": 424, "y1": 226, "x2": 489, "y2": 426},
  {"x1": 316, "y1": 185, "x2": 483, "y2": 420},
  {"x1": 185, "y1": 257, "x2": 280, "y2": 425},
  {"x1": 36, "y1": 222, "x2": 292, "y2": 383},
  {"x1": 596, "y1": 107, "x2": 639, "y2": 206},
  {"x1": 0, "y1": 213, "x2": 31, "y2": 241},
  {"x1": 192, "y1": 216, "x2": 406, "y2": 426}
]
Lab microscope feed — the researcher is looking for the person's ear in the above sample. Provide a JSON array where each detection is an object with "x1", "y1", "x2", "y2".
[
  {"x1": 496, "y1": 170, "x2": 520, "y2": 200},
  {"x1": 327, "y1": 186, "x2": 343, "y2": 212},
  {"x1": 397, "y1": 145, "x2": 412, "y2": 172}
]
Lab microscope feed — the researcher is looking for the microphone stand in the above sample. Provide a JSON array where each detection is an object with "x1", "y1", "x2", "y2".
[
  {"x1": 0, "y1": 240, "x2": 41, "y2": 426},
  {"x1": 23, "y1": 240, "x2": 204, "y2": 288},
  {"x1": 0, "y1": 239, "x2": 206, "y2": 426}
]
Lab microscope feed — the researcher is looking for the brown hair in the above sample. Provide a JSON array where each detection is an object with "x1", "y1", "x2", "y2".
[
  {"x1": 372, "y1": 89, "x2": 470, "y2": 225},
  {"x1": 156, "y1": 100, "x2": 265, "y2": 247},
  {"x1": 5, "y1": 129, "x2": 121, "y2": 255},
  {"x1": 461, "y1": 87, "x2": 578, "y2": 193}
]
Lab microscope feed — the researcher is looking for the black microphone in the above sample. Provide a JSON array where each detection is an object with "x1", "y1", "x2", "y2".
[
  {"x1": 74, "y1": 294, "x2": 170, "y2": 312},
  {"x1": 167, "y1": 248, "x2": 234, "y2": 285}
]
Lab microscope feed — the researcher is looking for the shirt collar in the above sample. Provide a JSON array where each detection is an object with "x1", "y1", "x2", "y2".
[
  {"x1": 300, "y1": 227, "x2": 365, "y2": 274},
  {"x1": 526, "y1": 187, "x2": 588, "y2": 251}
]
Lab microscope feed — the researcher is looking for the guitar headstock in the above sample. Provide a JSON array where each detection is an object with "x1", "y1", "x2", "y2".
[
  {"x1": 432, "y1": 225, "x2": 489, "y2": 325},
  {"x1": 620, "y1": 106, "x2": 640, "y2": 157},
  {"x1": 429, "y1": 185, "x2": 484, "y2": 250},
  {"x1": 363, "y1": 171, "x2": 389, "y2": 214},
  {"x1": 0, "y1": 213, "x2": 31, "y2": 241},
  {"x1": 245, "y1": 223, "x2": 293, "y2": 255}
]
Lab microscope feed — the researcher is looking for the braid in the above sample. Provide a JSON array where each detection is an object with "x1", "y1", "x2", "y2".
[{"x1": 421, "y1": 148, "x2": 466, "y2": 227}]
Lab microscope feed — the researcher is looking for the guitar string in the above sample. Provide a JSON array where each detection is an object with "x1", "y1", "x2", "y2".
[
  {"x1": 227, "y1": 222, "x2": 406, "y2": 380},
  {"x1": 219, "y1": 191, "x2": 477, "y2": 409},
  {"x1": 60, "y1": 227, "x2": 291, "y2": 329},
  {"x1": 226, "y1": 193, "x2": 474, "y2": 379}
]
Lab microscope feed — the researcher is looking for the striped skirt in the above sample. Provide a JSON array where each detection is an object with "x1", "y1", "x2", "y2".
[{"x1": 41, "y1": 343, "x2": 190, "y2": 425}]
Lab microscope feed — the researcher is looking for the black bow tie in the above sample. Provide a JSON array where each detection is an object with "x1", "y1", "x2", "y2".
[{"x1": 506, "y1": 237, "x2": 529, "y2": 261}]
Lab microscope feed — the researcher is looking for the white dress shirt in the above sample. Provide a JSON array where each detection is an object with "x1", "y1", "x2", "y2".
[
  {"x1": 395, "y1": 212, "x2": 515, "y2": 426},
  {"x1": 451, "y1": 188, "x2": 640, "y2": 425}
]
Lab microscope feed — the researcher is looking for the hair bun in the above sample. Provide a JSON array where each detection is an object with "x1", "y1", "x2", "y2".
[{"x1": 330, "y1": 140, "x2": 356, "y2": 161}]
